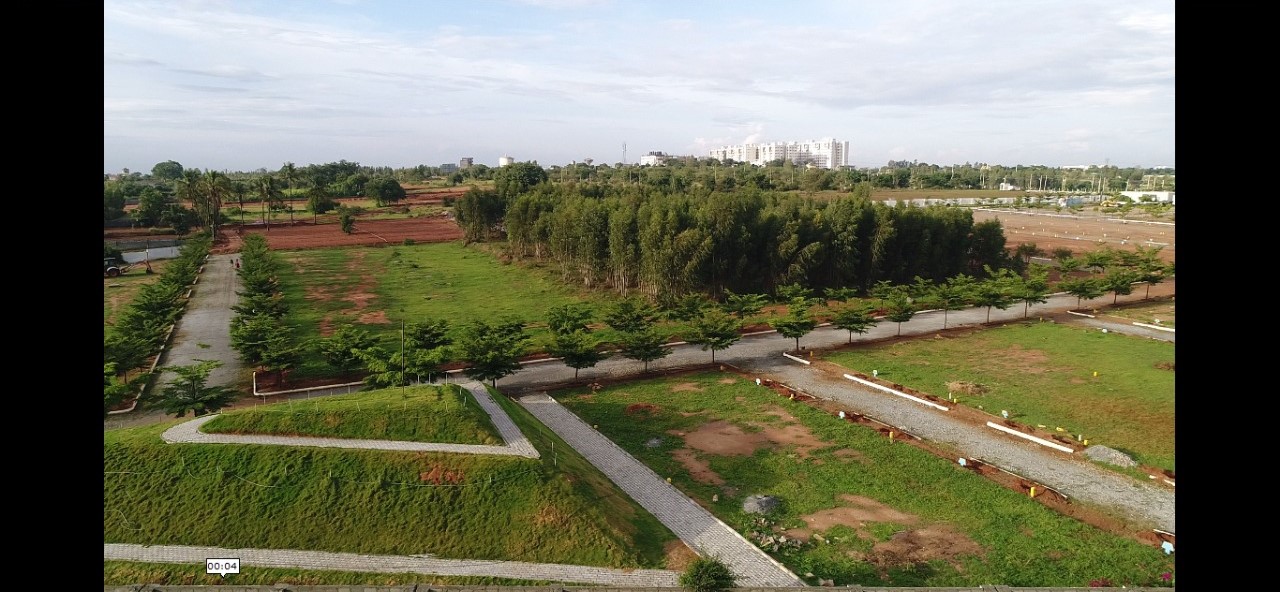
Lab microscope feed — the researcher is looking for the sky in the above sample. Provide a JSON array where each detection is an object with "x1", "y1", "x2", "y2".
[{"x1": 104, "y1": 0, "x2": 1175, "y2": 174}]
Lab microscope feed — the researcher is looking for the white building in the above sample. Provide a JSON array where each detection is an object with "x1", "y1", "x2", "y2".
[
  {"x1": 498, "y1": 156, "x2": 514, "y2": 167},
  {"x1": 1120, "y1": 191, "x2": 1175, "y2": 204},
  {"x1": 708, "y1": 138, "x2": 848, "y2": 169},
  {"x1": 639, "y1": 151, "x2": 672, "y2": 166}
]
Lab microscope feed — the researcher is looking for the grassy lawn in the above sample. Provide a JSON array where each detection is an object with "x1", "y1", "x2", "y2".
[
  {"x1": 201, "y1": 384, "x2": 502, "y2": 445},
  {"x1": 104, "y1": 561, "x2": 557, "y2": 587},
  {"x1": 104, "y1": 259, "x2": 172, "y2": 337},
  {"x1": 822, "y1": 320, "x2": 1174, "y2": 472},
  {"x1": 276, "y1": 243, "x2": 632, "y2": 378},
  {"x1": 556, "y1": 370, "x2": 1175, "y2": 588},
  {"x1": 105, "y1": 394, "x2": 677, "y2": 569}
]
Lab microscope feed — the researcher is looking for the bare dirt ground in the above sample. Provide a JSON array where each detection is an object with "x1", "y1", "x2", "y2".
[
  {"x1": 973, "y1": 208, "x2": 1175, "y2": 263},
  {"x1": 212, "y1": 216, "x2": 463, "y2": 253}
]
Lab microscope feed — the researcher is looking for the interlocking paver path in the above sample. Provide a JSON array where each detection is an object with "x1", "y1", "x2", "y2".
[
  {"x1": 161, "y1": 380, "x2": 537, "y2": 458},
  {"x1": 517, "y1": 394, "x2": 805, "y2": 587},
  {"x1": 103, "y1": 543, "x2": 679, "y2": 586}
]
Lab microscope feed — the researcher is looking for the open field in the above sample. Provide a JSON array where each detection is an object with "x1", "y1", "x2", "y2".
[
  {"x1": 821, "y1": 319, "x2": 1175, "y2": 472},
  {"x1": 104, "y1": 405, "x2": 678, "y2": 568},
  {"x1": 1096, "y1": 300, "x2": 1176, "y2": 328},
  {"x1": 555, "y1": 370, "x2": 1175, "y2": 588},
  {"x1": 202, "y1": 384, "x2": 502, "y2": 445},
  {"x1": 972, "y1": 208, "x2": 1174, "y2": 263}
]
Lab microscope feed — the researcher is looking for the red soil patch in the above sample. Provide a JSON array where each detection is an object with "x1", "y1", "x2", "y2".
[
  {"x1": 679, "y1": 421, "x2": 768, "y2": 456},
  {"x1": 973, "y1": 209, "x2": 1175, "y2": 263},
  {"x1": 671, "y1": 382, "x2": 704, "y2": 392},
  {"x1": 663, "y1": 540, "x2": 700, "y2": 572},
  {"x1": 718, "y1": 377, "x2": 738, "y2": 384},
  {"x1": 357, "y1": 310, "x2": 391, "y2": 324},
  {"x1": 219, "y1": 216, "x2": 463, "y2": 252},
  {"x1": 864, "y1": 526, "x2": 985, "y2": 570},
  {"x1": 625, "y1": 403, "x2": 661, "y2": 417},
  {"x1": 671, "y1": 448, "x2": 725, "y2": 485}
]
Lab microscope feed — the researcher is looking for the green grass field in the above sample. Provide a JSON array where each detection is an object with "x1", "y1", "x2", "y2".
[
  {"x1": 104, "y1": 561, "x2": 556, "y2": 587},
  {"x1": 822, "y1": 320, "x2": 1174, "y2": 472},
  {"x1": 201, "y1": 384, "x2": 502, "y2": 445},
  {"x1": 105, "y1": 392, "x2": 677, "y2": 570},
  {"x1": 104, "y1": 259, "x2": 172, "y2": 336},
  {"x1": 556, "y1": 371, "x2": 1175, "y2": 588}
]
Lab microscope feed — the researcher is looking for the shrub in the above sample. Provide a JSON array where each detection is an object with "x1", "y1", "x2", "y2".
[{"x1": 679, "y1": 556, "x2": 736, "y2": 592}]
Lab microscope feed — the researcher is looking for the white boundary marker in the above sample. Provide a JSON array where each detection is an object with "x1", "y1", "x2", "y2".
[
  {"x1": 986, "y1": 421, "x2": 1074, "y2": 453},
  {"x1": 1133, "y1": 321, "x2": 1175, "y2": 333},
  {"x1": 843, "y1": 373, "x2": 949, "y2": 411},
  {"x1": 782, "y1": 352, "x2": 811, "y2": 365},
  {"x1": 1067, "y1": 311, "x2": 1095, "y2": 318}
]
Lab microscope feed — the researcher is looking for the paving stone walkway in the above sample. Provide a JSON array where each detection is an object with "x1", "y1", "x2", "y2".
[
  {"x1": 103, "y1": 544, "x2": 679, "y2": 586},
  {"x1": 160, "y1": 381, "x2": 538, "y2": 459},
  {"x1": 517, "y1": 394, "x2": 805, "y2": 588}
]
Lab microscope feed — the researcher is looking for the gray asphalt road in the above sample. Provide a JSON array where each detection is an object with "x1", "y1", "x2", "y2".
[{"x1": 157, "y1": 253, "x2": 243, "y2": 388}]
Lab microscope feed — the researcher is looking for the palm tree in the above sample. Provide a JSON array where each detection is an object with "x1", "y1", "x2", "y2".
[{"x1": 256, "y1": 175, "x2": 282, "y2": 228}]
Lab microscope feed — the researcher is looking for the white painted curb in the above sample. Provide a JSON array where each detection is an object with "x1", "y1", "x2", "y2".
[
  {"x1": 1133, "y1": 321, "x2": 1175, "y2": 333},
  {"x1": 843, "y1": 374, "x2": 949, "y2": 411},
  {"x1": 986, "y1": 421, "x2": 1074, "y2": 453},
  {"x1": 782, "y1": 352, "x2": 811, "y2": 365}
]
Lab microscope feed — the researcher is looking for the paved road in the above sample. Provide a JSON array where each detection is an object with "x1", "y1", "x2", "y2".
[
  {"x1": 161, "y1": 253, "x2": 242, "y2": 388},
  {"x1": 103, "y1": 543, "x2": 679, "y2": 586},
  {"x1": 499, "y1": 283, "x2": 1176, "y2": 534},
  {"x1": 518, "y1": 394, "x2": 805, "y2": 587},
  {"x1": 160, "y1": 381, "x2": 539, "y2": 458}
]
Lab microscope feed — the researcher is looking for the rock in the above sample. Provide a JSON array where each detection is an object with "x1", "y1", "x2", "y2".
[
  {"x1": 644, "y1": 437, "x2": 663, "y2": 448},
  {"x1": 820, "y1": 579, "x2": 835, "y2": 587},
  {"x1": 742, "y1": 494, "x2": 781, "y2": 514},
  {"x1": 1083, "y1": 444, "x2": 1138, "y2": 468}
]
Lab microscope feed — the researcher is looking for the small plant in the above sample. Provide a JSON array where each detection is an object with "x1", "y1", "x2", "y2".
[
  {"x1": 679, "y1": 556, "x2": 737, "y2": 592},
  {"x1": 339, "y1": 209, "x2": 355, "y2": 234},
  {"x1": 403, "y1": 238, "x2": 416, "y2": 246}
]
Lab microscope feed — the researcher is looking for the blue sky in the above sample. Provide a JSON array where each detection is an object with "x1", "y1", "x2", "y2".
[{"x1": 104, "y1": 0, "x2": 1175, "y2": 174}]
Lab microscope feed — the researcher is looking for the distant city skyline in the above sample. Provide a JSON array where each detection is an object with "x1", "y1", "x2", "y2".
[{"x1": 105, "y1": 0, "x2": 1175, "y2": 174}]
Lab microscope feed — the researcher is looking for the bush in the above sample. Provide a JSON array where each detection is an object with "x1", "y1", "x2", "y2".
[
  {"x1": 403, "y1": 238, "x2": 416, "y2": 246},
  {"x1": 679, "y1": 556, "x2": 736, "y2": 592}
]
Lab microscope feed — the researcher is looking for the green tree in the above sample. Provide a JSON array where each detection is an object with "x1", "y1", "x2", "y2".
[
  {"x1": 150, "y1": 160, "x2": 184, "y2": 181},
  {"x1": 1018, "y1": 266, "x2": 1051, "y2": 317},
  {"x1": 1059, "y1": 277, "x2": 1104, "y2": 309},
  {"x1": 547, "y1": 330, "x2": 605, "y2": 379},
  {"x1": 259, "y1": 328, "x2": 302, "y2": 384},
  {"x1": 831, "y1": 304, "x2": 879, "y2": 343},
  {"x1": 721, "y1": 289, "x2": 768, "y2": 320},
  {"x1": 935, "y1": 274, "x2": 975, "y2": 329},
  {"x1": 306, "y1": 186, "x2": 337, "y2": 220},
  {"x1": 884, "y1": 293, "x2": 916, "y2": 336},
  {"x1": 256, "y1": 175, "x2": 284, "y2": 225},
  {"x1": 494, "y1": 161, "x2": 549, "y2": 197},
  {"x1": 366, "y1": 175, "x2": 407, "y2": 206},
  {"x1": 687, "y1": 309, "x2": 741, "y2": 362},
  {"x1": 406, "y1": 319, "x2": 453, "y2": 351},
  {"x1": 131, "y1": 187, "x2": 173, "y2": 227},
  {"x1": 104, "y1": 363, "x2": 137, "y2": 418},
  {"x1": 457, "y1": 318, "x2": 530, "y2": 387},
  {"x1": 821, "y1": 286, "x2": 858, "y2": 306},
  {"x1": 546, "y1": 303, "x2": 595, "y2": 336},
  {"x1": 619, "y1": 327, "x2": 671, "y2": 372},
  {"x1": 1102, "y1": 267, "x2": 1140, "y2": 304},
  {"x1": 157, "y1": 360, "x2": 236, "y2": 417},
  {"x1": 604, "y1": 298, "x2": 659, "y2": 334},
  {"x1": 661, "y1": 293, "x2": 708, "y2": 322},
  {"x1": 454, "y1": 187, "x2": 506, "y2": 243},
  {"x1": 973, "y1": 271, "x2": 1017, "y2": 323},
  {"x1": 678, "y1": 556, "x2": 737, "y2": 592},
  {"x1": 104, "y1": 181, "x2": 127, "y2": 221},
  {"x1": 772, "y1": 300, "x2": 818, "y2": 351},
  {"x1": 339, "y1": 207, "x2": 355, "y2": 234},
  {"x1": 315, "y1": 324, "x2": 378, "y2": 374},
  {"x1": 103, "y1": 334, "x2": 150, "y2": 384},
  {"x1": 1051, "y1": 247, "x2": 1074, "y2": 263}
]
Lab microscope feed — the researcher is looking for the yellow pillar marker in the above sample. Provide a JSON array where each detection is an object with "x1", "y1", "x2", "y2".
[
  {"x1": 889, "y1": 431, "x2": 895, "y2": 443},
  {"x1": 1056, "y1": 427, "x2": 1064, "y2": 432},
  {"x1": 1030, "y1": 486, "x2": 1036, "y2": 498},
  {"x1": 1093, "y1": 371, "x2": 1098, "y2": 377},
  {"x1": 1084, "y1": 439, "x2": 1089, "y2": 446}
]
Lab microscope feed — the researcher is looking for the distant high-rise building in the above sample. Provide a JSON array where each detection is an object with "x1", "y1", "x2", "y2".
[
  {"x1": 440, "y1": 163, "x2": 458, "y2": 173},
  {"x1": 498, "y1": 156, "x2": 514, "y2": 167},
  {"x1": 708, "y1": 138, "x2": 848, "y2": 169},
  {"x1": 459, "y1": 157, "x2": 474, "y2": 169}
]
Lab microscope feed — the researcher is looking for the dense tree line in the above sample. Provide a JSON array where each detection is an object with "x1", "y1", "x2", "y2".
[
  {"x1": 462, "y1": 183, "x2": 1016, "y2": 301},
  {"x1": 229, "y1": 235, "x2": 300, "y2": 384},
  {"x1": 104, "y1": 235, "x2": 211, "y2": 416}
]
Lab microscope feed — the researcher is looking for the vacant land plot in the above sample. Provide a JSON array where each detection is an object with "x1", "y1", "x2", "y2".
[
  {"x1": 274, "y1": 243, "x2": 627, "y2": 378},
  {"x1": 104, "y1": 395, "x2": 677, "y2": 569},
  {"x1": 556, "y1": 371, "x2": 1174, "y2": 587},
  {"x1": 104, "y1": 260, "x2": 172, "y2": 335},
  {"x1": 822, "y1": 320, "x2": 1175, "y2": 472},
  {"x1": 202, "y1": 384, "x2": 501, "y2": 445},
  {"x1": 1097, "y1": 300, "x2": 1176, "y2": 328},
  {"x1": 972, "y1": 209, "x2": 1174, "y2": 263}
]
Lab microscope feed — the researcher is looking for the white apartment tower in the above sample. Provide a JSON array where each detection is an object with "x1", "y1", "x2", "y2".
[{"x1": 708, "y1": 138, "x2": 848, "y2": 169}]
